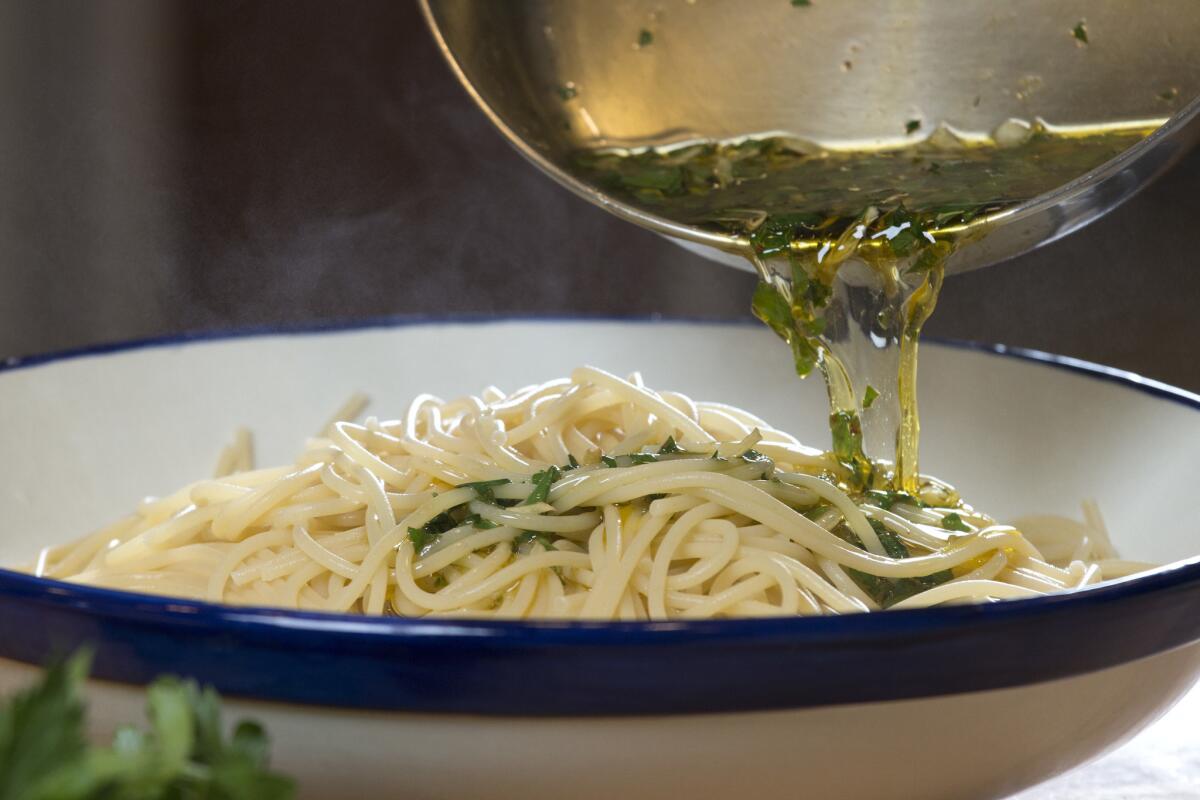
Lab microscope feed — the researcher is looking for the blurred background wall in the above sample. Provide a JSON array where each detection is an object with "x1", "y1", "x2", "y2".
[{"x1": 1, "y1": 0, "x2": 1197, "y2": 390}]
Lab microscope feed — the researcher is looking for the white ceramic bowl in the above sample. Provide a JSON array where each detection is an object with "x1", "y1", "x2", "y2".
[{"x1": 1, "y1": 319, "x2": 1198, "y2": 800}]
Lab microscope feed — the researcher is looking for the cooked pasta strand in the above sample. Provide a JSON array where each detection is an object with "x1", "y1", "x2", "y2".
[{"x1": 27, "y1": 371, "x2": 1142, "y2": 618}]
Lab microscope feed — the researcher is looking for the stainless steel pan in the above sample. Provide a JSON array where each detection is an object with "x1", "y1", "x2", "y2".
[{"x1": 422, "y1": 0, "x2": 1200, "y2": 274}]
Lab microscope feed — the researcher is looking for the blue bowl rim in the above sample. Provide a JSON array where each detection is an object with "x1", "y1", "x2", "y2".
[{"x1": 1, "y1": 314, "x2": 1198, "y2": 659}]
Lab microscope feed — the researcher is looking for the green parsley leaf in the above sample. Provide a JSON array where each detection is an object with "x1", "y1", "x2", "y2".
[
  {"x1": 863, "y1": 489, "x2": 893, "y2": 509},
  {"x1": 887, "y1": 223, "x2": 922, "y2": 256},
  {"x1": 513, "y1": 531, "x2": 559, "y2": 551},
  {"x1": 461, "y1": 513, "x2": 500, "y2": 530},
  {"x1": 751, "y1": 281, "x2": 793, "y2": 336},
  {"x1": 862, "y1": 385, "x2": 880, "y2": 409},
  {"x1": 620, "y1": 165, "x2": 684, "y2": 193},
  {"x1": 805, "y1": 277, "x2": 832, "y2": 308},
  {"x1": 749, "y1": 213, "x2": 820, "y2": 256},
  {"x1": 556, "y1": 83, "x2": 577, "y2": 101},
  {"x1": 0, "y1": 651, "x2": 293, "y2": 800},
  {"x1": 0, "y1": 650, "x2": 90, "y2": 800},
  {"x1": 791, "y1": 0, "x2": 812, "y2": 6},
  {"x1": 600, "y1": 455, "x2": 618, "y2": 468},
  {"x1": 802, "y1": 317, "x2": 826, "y2": 337},
  {"x1": 627, "y1": 453, "x2": 659, "y2": 465},
  {"x1": 789, "y1": 335, "x2": 822, "y2": 379},
  {"x1": 941, "y1": 512, "x2": 972, "y2": 532},
  {"x1": 905, "y1": 119, "x2": 921, "y2": 134},
  {"x1": 523, "y1": 466, "x2": 561, "y2": 505},
  {"x1": 838, "y1": 521, "x2": 954, "y2": 607},
  {"x1": 407, "y1": 509, "x2": 466, "y2": 551},
  {"x1": 906, "y1": 241, "x2": 949, "y2": 274},
  {"x1": 408, "y1": 527, "x2": 434, "y2": 552},
  {"x1": 563, "y1": 454, "x2": 581, "y2": 470},
  {"x1": 637, "y1": 29, "x2": 654, "y2": 47},
  {"x1": 457, "y1": 478, "x2": 511, "y2": 503},
  {"x1": 869, "y1": 519, "x2": 910, "y2": 560},
  {"x1": 426, "y1": 512, "x2": 459, "y2": 534},
  {"x1": 1072, "y1": 21, "x2": 1088, "y2": 44},
  {"x1": 830, "y1": 411, "x2": 873, "y2": 489},
  {"x1": 830, "y1": 411, "x2": 863, "y2": 466},
  {"x1": 658, "y1": 436, "x2": 683, "y2": 454},
  {"x1": 863, "y1": 489, "x2": 927, "y2": 510}
]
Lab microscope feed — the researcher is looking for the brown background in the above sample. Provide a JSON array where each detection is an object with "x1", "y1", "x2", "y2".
[{"x1": 1, "y1": 0, "x2": 1197, "y2": 390}]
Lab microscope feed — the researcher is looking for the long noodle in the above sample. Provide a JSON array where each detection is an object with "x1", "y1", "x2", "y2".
[{"x1": 26, "y1": 368, "x2": 1142, "y2": 618}]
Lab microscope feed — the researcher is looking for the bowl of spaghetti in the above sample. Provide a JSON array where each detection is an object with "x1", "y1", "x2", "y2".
[{"x1": 1, "y1": 318, "x2": 1197, "y2": 800}]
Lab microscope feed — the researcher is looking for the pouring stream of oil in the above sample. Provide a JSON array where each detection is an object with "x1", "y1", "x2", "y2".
[{"x1": 569, "y1": 121, "x2": 1160, "y2": 493}]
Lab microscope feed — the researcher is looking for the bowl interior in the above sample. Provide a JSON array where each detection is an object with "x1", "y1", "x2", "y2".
[{"x1": 1, "y1": 320, "x2": 1197, "y2": 569}]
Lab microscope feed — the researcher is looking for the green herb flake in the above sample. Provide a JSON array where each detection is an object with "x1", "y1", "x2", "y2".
[
  {"x1": 862, "y1": 385, "x2": 880, "y2": 409},
  {"x1": 620, "y1": 164, "x2": 684, "y2": 194},
  {"x1": 462, "y1": 513, "x2": 500, "y2": 530},
  {"x1": 513, "y1": 530, "x2": 559, "y2": 551},
  {"x1": 869, "y1": 519, "x2": 910, "y2": 560},
  {"x1": 739, "y1": 448, "x2": 769, "y2": 464},
  {"x1": 829, "y1": 411, "x2": 873, "y2": 489},
  {"x1": 1159, "y1": 87, "x2": 1180, "y2": 102},
  {"x1": 836, "y1": 522, "x2": 953, "y2": 607},
  {"x1": 1072, "y1": 21, "x2": 1088, "y2": 44},
  {"x1": 751, "y1": 281, "x2": 794, "y2": 336},
  {"x1": 523, "y1": 466, "x2": 561, "y2": 505},
  {"x1": 556, "y1": 83, "x2": 578, "y2": 101},
  {"x1": 563, "y1": 454, "x2": 581, "y2": 470},
  {"x1": 941, "y1": 512, "x2": 972, "y2": 532},
  {"x1": 637, "y1": 29, "x2": 654, "y2": 47},
  {"x1": 791, "y1": 0, "x2": 812, "y2": 6},
  {"x1": 408, "y1": 526, "x2": 434, "y2": 553},
  {"x1": 905, "y1": 119, "x2": 921, "y2": 135},
  {"x1": 907, "y1": 240, "x2": 952, "y2": 275},
  {"x1": 863, "y1": 489, "x2": 927, "y2": 510},
  {"x1": 600, "y1": 455, "x2": 618, "y2": 468},
  {"x1": 863, "y1": 490, "x2": 892, "y2": 509},
  {"x1": 457, "y1": 478, "x2": 511, "y2": 503},
  {"x1": 749, "y1": 213, "x2": 820, "y2": 257},
  {"x1": 885, "y1": 216, "x2": 924, "y2": 256},
  {"x1": 803, "y1": 317, "x2": 826, "y2": 336},
  {"x1": 830, "y1": 411, "x2": 862, "y2": 465},
  {"x1": 627, "y1": 453, "x2": 659, "y2": 465},
  {"x1": 658, "y1": 436, "x2": 683, "y2": 454},
  {"x1": 426, "y1": 512, "x2": 458, "y2": 534}
]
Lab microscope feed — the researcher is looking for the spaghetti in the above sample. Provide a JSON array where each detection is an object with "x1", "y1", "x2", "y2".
[{"x1": 29, "y1": 367, "x2": 1149, "y2": 619}]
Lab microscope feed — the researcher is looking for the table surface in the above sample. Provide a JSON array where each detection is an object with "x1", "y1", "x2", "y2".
[{"x1": 0, "y1": 4, "x2": 1196, "y2": 796}]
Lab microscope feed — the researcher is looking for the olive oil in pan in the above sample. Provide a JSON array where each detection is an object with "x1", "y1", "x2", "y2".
[{"x1": 569, "y1": 122, "x2": 1161, "y2": 493}]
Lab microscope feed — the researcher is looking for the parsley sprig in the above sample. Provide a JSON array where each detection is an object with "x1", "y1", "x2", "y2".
[{"x1": 0, "y1": 652, "x2": 293, "y2": 800}]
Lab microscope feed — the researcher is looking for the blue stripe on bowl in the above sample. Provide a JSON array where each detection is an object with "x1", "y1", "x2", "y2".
[{"x1": 2, "y1": 316, "x2": 1199, "y2": 716}]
